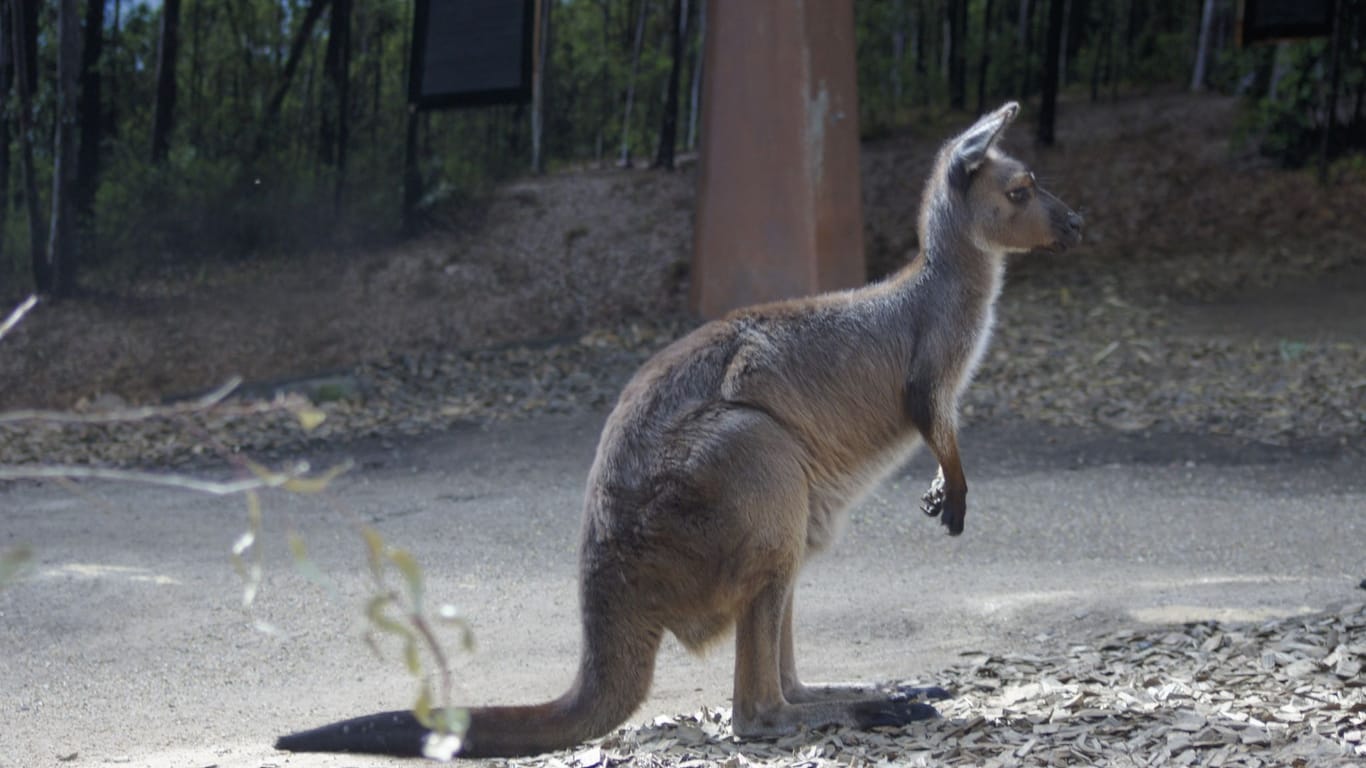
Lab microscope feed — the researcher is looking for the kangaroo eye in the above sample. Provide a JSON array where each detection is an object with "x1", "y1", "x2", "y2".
[{"x1": 1006, "y1": 187, "x2": 1030, "y2": 204}]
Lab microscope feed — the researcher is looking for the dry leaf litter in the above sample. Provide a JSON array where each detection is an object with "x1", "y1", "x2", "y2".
[
  {"x1": 1, "y1": 277, "x2": 1360, "y2": 469},
  {"x1": 505, "y1": 603, "x2": 1364, "y2": 768}
]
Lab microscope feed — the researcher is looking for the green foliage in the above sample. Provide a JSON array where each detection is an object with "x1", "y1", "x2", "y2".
[
  {"x1": 0, "y1": 0, "x2": 715, "y2": 292},
  {"x1": 1254, "y1": 46, "x2": 1327, "y2": 168},
  {"x1": 1232, "y1": 38, "x2": 1366, "y2": 170},
  {"x1": 5, "y1": 0, "x2": 1361, "y2": 293}
]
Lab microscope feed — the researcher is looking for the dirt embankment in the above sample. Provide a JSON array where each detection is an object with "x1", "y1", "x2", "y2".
[{"x1": 1, "y1": 92, "x2": 1363, "y2": 459}]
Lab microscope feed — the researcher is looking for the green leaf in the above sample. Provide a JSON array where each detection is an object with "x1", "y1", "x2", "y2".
[
  {"x1": 361, "y1": 527, "x2": 386, "y2": 583},
  {"x1": 365, "y1": 594, "x2": 410, "y2": 640},
  {"x1": 403, "y1": 637, "x2": 422, "y2": 676},
  {"x1": 295, "y1": 405, "x2": 327, "y2": 432},
  {"x1": 232, "y1": 492, "x2": 264, "y2": 607},
  {"x1": 287, "y1": 532, "x2": 337, "y2": 599},
  {"x1": 440, "y1": 706, "x2": 470, "y2": 736},
  {"x1": 387, "y1": 547, "x2": 424, "y2": 609},
  {"x1": 413, "y1": 681, "x2": 435, "y2": 728},
  {"x1": 437, "y1": 605, "x2": 476, "y2": 652}
]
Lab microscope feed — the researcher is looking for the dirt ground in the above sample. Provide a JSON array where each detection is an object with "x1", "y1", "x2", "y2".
[{"x1": 2, "y1": 91, "x2": 1363, "y2": 414}]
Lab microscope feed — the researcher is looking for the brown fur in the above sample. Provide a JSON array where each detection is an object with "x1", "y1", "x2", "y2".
[{"x1": 275, "y1": 102, "x2": 1083, "y2": 758}]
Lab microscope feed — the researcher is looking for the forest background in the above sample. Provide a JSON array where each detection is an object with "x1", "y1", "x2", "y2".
[{"x1": 0, "y1": 0, "x2": 1363, "y2": 299}]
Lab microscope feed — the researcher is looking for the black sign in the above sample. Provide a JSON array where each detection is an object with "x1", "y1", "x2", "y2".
[
  {"x1": 1241, "y1": 0, "x2": 1334, "y2": 44},
  {"x1": 409, "y1": 0, "x2": 534, "y2": 109}
]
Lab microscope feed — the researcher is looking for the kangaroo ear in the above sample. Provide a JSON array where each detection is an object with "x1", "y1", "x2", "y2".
[{"x1": 951, "y1": 101, "x2": 1019, "y2": 176}]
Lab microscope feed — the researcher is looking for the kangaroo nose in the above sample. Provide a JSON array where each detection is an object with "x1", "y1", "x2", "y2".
[{"x1": 1067, "y1": 211, "x2": 1085, "y2": 232}]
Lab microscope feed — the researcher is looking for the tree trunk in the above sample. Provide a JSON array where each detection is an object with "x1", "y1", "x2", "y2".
[
  {"x1": 187, "y1": 0, "x2": 208, "y2": 145},
  {"x1": 75, "y1": 0, "x2": 105, "y2": 219},
  {"x1": 370, "y1": 9, "x2": 382, "y2": 147},
  {"x1": 48, "y1": 0, "x2": 81, "y2": 296},
  {"x1": 150, "y1": 0, "x2": 180, "y2": 164},
  {"x1": 892, "y1": 0, "x2": 906, "y2": 105},
  {"x1": 11, "y1": 0, "x2": 44, "y2": 290},
  {"x1": 402, "y1": 106, "x2": 421, "y2": 234},
  {"x1": 1064, "y1": 0, "x2": 1088, "y2": 83},
  {"x1": 976, "y1": 0, "x2": 995, "y2": 114},
  {"x1": 1090, "y1": 0, "x2": 1112, "y2": 101},
  {"x1": 1268, "y1": 41, "x2": 1290, "y2": 102},
  {"x1": 108, "y1": 0, "x2": 121, "y2": 140},
  {"x1": 1318, "y1": 0, "x2": 1344, "y2": 183},
  {"x1": 686, "y1": 0, "x2": 705, "y2": 150},
  {"x1": 1190, "y1": 0, "x2": 1214, "y2": 91},
  {"x1": 0, "y1": 0, "x2": 12, "y2": 270},
  {"x1": 1019, "y1": 0, "x2": 1035, "y2": 98},
  {"x1": 1037, "y1": 0, "x2": 1065, "y2": 145},
  {"x1": 948, "y1": 0, "x2": 967, "y2": 109},
  {"x1": 915, "y1": 0, "x2": 928, "y2": 105},
  {"x1": 15, "y1": 0, "x2": 31, "y2": 95},
  {"x1": 0, "y1": 0, "x2": 10, "y2": 271},
  {"x1": 654, "y1": 0, "x2": 684, "y2": 169},
  {"x1": 619, "y1": 0, "x2": 650, "y2": 166},
  {"x1": 532, "y1": 0, "x2": 552, "y2": 174},
  {"x1": 320, "y1": 0, "x2": 351, "y2": 209},
  {"x1": 254, "y1": 0, "x2": 330, "y2": 159}
]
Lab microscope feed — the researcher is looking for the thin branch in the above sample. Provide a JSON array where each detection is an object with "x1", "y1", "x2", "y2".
[
  {"x1": 0, "y1": 377, "x2": 307, "y2": 426},
  {"x1": 0, "y1": 296, "x2": 39, "y2": 344},
  {"x1": 409, "y1": 610, "x2": 456, "y2": 729},
  {"x1": 0, "y1": 462, "x2": 313, "y2": 495}
]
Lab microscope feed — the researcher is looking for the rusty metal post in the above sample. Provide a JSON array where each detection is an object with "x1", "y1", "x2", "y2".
[{"x1": 691, "y1": 0, "x2": 864, "y2": 319}]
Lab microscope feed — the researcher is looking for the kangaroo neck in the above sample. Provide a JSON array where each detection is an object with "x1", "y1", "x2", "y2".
[
  {"x1": 890, "y1": 215, "x2": 1006, "y2": 335},
  {"x1": 856, "y1": 199, "x2": 1009, "y2": 407}
]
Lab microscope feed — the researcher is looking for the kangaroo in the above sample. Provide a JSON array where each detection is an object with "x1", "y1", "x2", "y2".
[{"x1": 275, "y1": 102, "x2": 1083, "y2": 759}]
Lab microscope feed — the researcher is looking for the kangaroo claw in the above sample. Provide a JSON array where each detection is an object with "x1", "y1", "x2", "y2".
[
  {"x1": 921, "y1": 480, "x2": 965, "y2": 535},
  {"x1": 920, "y1": 480, "x2": 945, "y2": 518},
  {"x1": 852, "y1": 698, "x2": 941, "y2": 729}
]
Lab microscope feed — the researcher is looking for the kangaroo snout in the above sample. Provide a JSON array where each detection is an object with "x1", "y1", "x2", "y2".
[
  {"x1": 1052, "y1": 208, "x2": 1084, "y2": 251},
  {"x1": 1067, "y1": 210, "x2": 1084, "y2": 235}
]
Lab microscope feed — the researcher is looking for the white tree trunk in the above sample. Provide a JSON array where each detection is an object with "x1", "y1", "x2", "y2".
[
  {"x1": 1268, "y1": 41, "x2": 1290, "y2": 101},
  {"x1": 1190, "y1": 0, "x2": 1215, "y2": 91}
]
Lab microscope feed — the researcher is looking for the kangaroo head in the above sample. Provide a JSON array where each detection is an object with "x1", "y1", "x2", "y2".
[{"x1": 935, "y1": 102, "x2": 1084, "y2": 256}]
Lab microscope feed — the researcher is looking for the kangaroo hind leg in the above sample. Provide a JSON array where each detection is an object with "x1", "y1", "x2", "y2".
[
  {"x1": 778, "y1": 592, "x2": 950, "y2": 708},
  {"x1": 731, "y1": 583, "x2": 940, "y2": 740}
]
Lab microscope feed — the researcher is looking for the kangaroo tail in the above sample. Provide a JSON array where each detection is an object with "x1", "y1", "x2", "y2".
[
  {"x1": 274, "y1": 709, "x2": 428, "y2": 756},
  {"x1": 275, "y1": 608, "x2": 662, "y2": 758}
]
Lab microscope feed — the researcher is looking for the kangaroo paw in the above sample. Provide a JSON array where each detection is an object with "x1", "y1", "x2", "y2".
[
  {"x1": 890, "y1": 684, "x2": 953, "y2": 702},
  {"x1": 919, "y1": 477, "x2": 946, "y2": 518},
  {"x1": 920, "y1": 481, "x2": 965, "y2": 535},
  {"x1": 851, "y1": 697, "x2": 941, "y2": 729}
]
